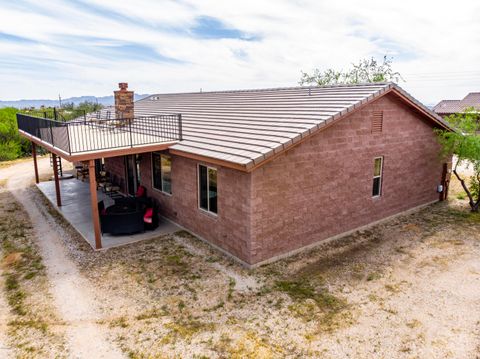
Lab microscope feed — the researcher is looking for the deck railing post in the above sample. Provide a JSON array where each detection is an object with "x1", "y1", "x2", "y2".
[
  {"x1": 66, "y1": 123, "x2": 71, "y2": 155},
  {"x1": 178, "y1": 114, "x2": 183, "y2": 140},
  {"x1": 129, "y1": 117, "x2": 133, "y2": 147},
  {"x1": 50, "y1": 120, "x2": 54, "y2": 147}
]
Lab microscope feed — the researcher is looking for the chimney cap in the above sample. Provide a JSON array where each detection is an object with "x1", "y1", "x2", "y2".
[{"x1": 118, "y1": 82, "x2": 128, "y2": 90}]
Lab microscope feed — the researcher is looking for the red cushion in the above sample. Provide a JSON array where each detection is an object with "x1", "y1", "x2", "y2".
[
  {"x1": 143, "y1": 208, "x2": 153, "y2": 224},
  {"x1": 136, "y1": 186, "x2": 145, "y2": 197}
]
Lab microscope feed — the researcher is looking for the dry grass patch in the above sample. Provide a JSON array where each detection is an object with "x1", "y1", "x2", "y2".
[{"x1": 212, "y1": 330, "x2": 283, "y2": 358}]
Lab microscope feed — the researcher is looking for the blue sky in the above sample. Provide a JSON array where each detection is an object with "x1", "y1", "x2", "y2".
[{"x1": 0, "y1": 0, "x2": 479, "y2": 104}]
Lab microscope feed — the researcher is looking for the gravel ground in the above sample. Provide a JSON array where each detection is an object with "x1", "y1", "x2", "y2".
[
  {"x1": 0, "y1": 158, "x2": 479, "y2": 358},
  {"x1": 0, "y1": 186, "x2": 67, "y2": 357},
  {"x1": 1, "y1": 158, "x2": 124, "y2": 358}
]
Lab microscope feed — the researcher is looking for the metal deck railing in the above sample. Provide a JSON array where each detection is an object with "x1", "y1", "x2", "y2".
[{"x1": 17, "y1": 113, "x2": 183, "y2": 155}]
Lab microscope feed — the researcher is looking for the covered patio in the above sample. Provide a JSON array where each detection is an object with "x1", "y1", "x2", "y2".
[
  {"x1": 17, "y1": 103, "x2": 183, "y2": 250},
  {"x1": 37, "y1": 178, "x2": 180, "y2": 250}
]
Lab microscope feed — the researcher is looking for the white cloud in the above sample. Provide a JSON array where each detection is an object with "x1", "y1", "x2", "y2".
[{"x1": 0, "y1": 0, "x2": 479, "y2": 104}]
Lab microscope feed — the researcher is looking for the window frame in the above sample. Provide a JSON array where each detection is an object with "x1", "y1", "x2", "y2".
[
  {"x1": 372, "y1": 156, "x2": 384, "y2": 198},
  {"x1": 198, "y1": 164, "x2": 218, "y2": 216},
  {"x1": 151, "y1": 152, "x2": 172, "y2": 195}
]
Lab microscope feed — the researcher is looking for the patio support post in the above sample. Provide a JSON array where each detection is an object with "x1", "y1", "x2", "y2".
[
  {"x1": 32, "y1": 142, "x2": 39, "y2": 184},
  {"x1": 52, "y1": 153, "x2": 62, "y2": 207},
  {"x1": 88, "y1": 159, "x2": 102, "y2": 249}
]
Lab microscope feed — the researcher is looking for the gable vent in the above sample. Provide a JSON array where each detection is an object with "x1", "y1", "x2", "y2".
[{"x1": 371, "y1": 111, "x2": 383, "y2": 134}]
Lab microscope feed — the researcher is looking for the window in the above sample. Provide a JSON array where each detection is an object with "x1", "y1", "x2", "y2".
[
  {"x1": 152, "y1": 153, "x2": 172, "y2": 194},
  {"x1": 372, "y1": 157, "x2": 383, "y2": 197},
  {"x1": 199, "y1": 165, "x2": 217, "y2": 214}
]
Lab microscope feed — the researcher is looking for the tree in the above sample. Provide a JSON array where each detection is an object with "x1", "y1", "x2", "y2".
[
  {"x1": 63, "y1": 101, "x2": 103, "y2": 121},
  {"x1": 0, "y1": 107, "x2": 30, "y2": 161},
  {"x1": 299, "y1": 56, "x2": 403, "y2": 86},
  {"x1": 436, "y1": 108, "x2": 480, "y2": 212}
]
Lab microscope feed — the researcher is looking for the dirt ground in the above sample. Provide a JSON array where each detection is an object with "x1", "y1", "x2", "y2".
[{"x1": 0, "y1": 158, "x2": 479, "y2": 358}]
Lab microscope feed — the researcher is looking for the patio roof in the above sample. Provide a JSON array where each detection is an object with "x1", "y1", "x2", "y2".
[{"x1": 37, "y1": 178, "x2": 180, "y2": 250}]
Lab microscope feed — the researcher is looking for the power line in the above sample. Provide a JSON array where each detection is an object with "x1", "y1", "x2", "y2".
[
  {"x1": 404, "y1": 70, "x2": 480, "y2": 76},
  {"x1": 405, "y1": 78, "x2": 480, "y2": 82}
]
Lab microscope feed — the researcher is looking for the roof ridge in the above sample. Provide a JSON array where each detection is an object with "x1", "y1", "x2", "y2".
[{"x1": 144, "y1": 82, "x2": 392, "y2": 98}]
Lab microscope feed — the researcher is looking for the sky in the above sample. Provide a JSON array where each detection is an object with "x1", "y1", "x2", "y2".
[{"x1": 0, "y1": 0, "x2": 479, "y2": 105}]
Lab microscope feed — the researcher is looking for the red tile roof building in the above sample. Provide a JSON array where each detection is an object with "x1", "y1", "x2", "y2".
[{"x1": 433, "y1": 92, "x2": 480, "y2": 117}]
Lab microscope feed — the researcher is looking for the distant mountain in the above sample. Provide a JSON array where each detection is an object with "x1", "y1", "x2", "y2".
[{"x1": 0, "y1": 94, "x2": 150, "y2": 109}]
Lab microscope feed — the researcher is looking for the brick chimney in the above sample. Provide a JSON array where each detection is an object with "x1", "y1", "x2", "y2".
[{"x1": 114, "y1": 82, "x2": 134, "y2": 120}]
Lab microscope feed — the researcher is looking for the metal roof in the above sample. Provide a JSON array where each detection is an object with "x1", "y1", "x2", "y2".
[
  {"x1": 96, "y1": 83, "x2": 448, "y2": 170},
  {"x1": 133, "y1": 83, "x2": 448, "y2": 169}
]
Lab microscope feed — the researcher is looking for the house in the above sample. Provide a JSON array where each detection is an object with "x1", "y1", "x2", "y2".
[
  {"x1": 433, "y1": 92, "x2": 480, "y2": 118},
  {"x1": 17, "y1": 82, "x2": 452, "y2": 267}
]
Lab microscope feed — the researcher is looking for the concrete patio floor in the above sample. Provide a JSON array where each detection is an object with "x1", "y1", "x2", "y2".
[{"x1": 37, "y1": 178, "x2": 180, "y2": 250}]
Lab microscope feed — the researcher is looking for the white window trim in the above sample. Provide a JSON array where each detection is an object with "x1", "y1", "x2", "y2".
[
  {"x1": 372, "y1": 156, "x2": 383, "y2": 198},
  {"x1": 198, "y1": 164, "x2": 218, "y2": 216},
  {"x1": 151, "y1": 152, "x2": 172, "y2": 196}
]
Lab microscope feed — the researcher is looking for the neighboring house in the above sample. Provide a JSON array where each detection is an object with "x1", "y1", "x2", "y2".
[
  {"x1": 17, "y1": 82, "x2": 452, "y2": 267},
  {"x1": 433, "y1": 92, "x2": 480, "y2": 118}
]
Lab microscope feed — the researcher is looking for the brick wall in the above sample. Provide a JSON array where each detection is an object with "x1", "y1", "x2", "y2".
[
  {"x1": 249, "y1": 93, "x2": 447, "y2": 264},
  {"x1": 103, "y1": 92, "x2": 447, "y2": 266},
  {"x1": 104, "y1": 156, "x2": 126, "y2": 193},
  {"x1": 139, "y1": 154, "x2": 252, "y2": 264}
]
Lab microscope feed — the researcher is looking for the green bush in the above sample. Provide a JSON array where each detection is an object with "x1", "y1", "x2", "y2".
[
  {"x1": 0, "y1": 140, "x2": 21, "y2": 161},
  {"x1": 0, "y1": 107, "x2": 30, "y2": 161}
]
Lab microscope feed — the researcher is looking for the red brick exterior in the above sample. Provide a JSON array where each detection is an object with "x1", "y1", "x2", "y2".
[
  {"x1": 104, "y1": 156, "x2": 126, "y2": 193},
  {"x1": 250, "y1": 93, "x2": 446, "y2": 264},
  {"x1": 138, "y1": 155, "x2": 252, "y2": 263},
  {"x1": 103, "y1": 93, "x2": 447, "y2": 266}
]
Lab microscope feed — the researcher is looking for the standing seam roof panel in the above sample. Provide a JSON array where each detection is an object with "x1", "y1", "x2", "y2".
[{"x1": 93, "y1": 83, "x2": 446, "y2": 169}]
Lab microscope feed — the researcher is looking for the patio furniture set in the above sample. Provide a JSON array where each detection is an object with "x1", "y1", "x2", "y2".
[{"x1": 97, "y1": 185, "x2": 159, "y2": 236}]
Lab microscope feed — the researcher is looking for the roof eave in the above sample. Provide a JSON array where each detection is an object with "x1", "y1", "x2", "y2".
[{"x1": 388, "y1": 85, "x2": 453, "y2": 131}]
